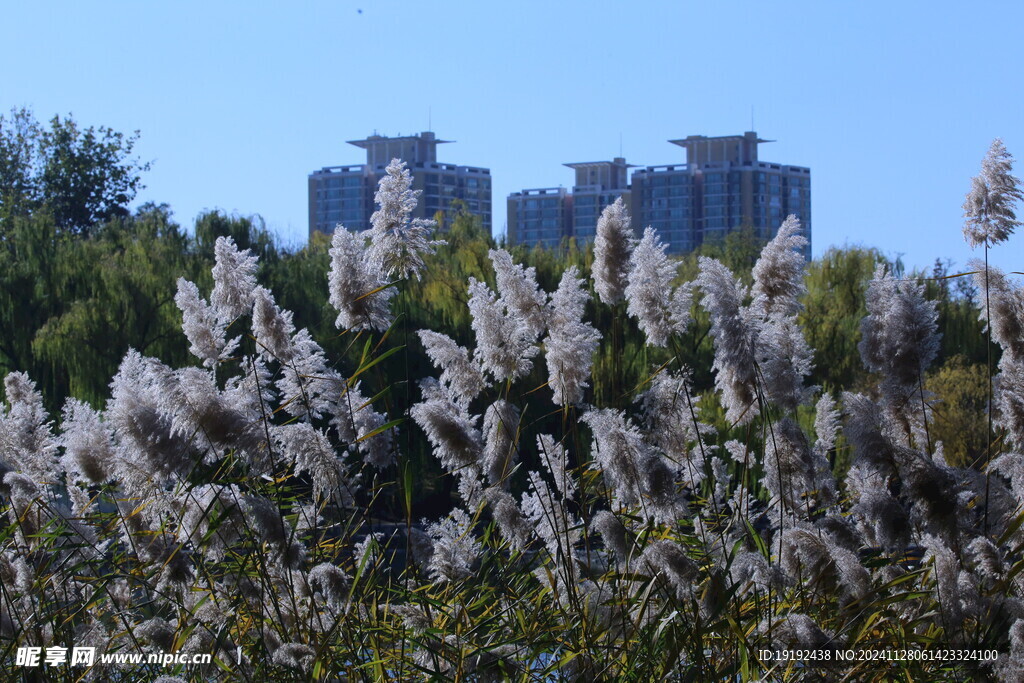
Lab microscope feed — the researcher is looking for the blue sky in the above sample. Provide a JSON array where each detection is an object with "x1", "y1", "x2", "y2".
[{"x1": 2, "y1": 1, "x2": 1022, "y2": 273}]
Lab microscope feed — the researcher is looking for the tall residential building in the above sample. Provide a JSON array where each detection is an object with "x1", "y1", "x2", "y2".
[
  {"x1": 508, "y1": 132, "x2": 810, "y2": 255},
  {"x1": 644, "y1": 132, "x2": 811, "y2": 254},
  {"x1": 629, "y1": 162, "x2": 697, "y2": 252},
  {"x1": 506, "y1": 187, "x2": 572, "y2": 248},
  {"x1": 565, "y1": 158, "x2": 633, "y2": 242},
  {"x1": 506, "y1": 157, "x2": 632, "y2": 248},
  {"x1": 308, "y1": 131, "x2": 491, "y2": 238}
]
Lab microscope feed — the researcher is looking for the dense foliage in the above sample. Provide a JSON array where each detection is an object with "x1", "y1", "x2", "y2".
[
  {"x1": 1, "y1": 122, "x2": 1021, "y2": 681},
  {"x1": 0, "y1": 108, "x2": 150, "y2": 235}
]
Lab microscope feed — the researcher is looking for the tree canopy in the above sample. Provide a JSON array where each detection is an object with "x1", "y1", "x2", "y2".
[{"x1": 0, "y1": 107, "x2": 150, "y2": 235}]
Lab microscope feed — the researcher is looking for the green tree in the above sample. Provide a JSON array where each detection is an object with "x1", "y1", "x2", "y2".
[
  {"x1": 0, "y1": 212, "x2": 62, "y2": 386},
  {"x1": 925, "y1": 354, "x2": 989, "y2": 467},
  {"x1": 194, "y1": 209, "x2": 278, "y2": 262},
  {"x1": 693, "y1": 224, "x2": 767, "y2": 276},
  {"x1": 799, "y1": 246, "x2": 888, "y2": 391},
  {"x1": 0, "y1": 108, "x2": 150, "y2": 235},
  {"x1": 29, "y1": 205, "x2": 203, "y2": 407},
  {"x1": 0, "y1": 108, "x2": 39, "y2": 220},
  {"x1": 924, "y1": 257, "x2": 993, "y2": 371}
]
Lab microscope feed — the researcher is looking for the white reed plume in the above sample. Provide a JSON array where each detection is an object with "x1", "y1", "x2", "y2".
[
  {"x1": 410, "y1": 378, "x2": 483, "y2": 474},
  {"x1": 751, "y1": 215, "x2": 807, "y2": 317},
  {"x1": 272, "y1": 643, "x2": 316, "y2": 673},
  {"x1": 729, "y1": 550, "x2": 781, "y2": 596},
  {"x1": 179, "y1": 483, "x2": 245, "y2": 562},
  {"x1": 592, "y1": 196, "x2": 634, "y2": 305},
  {"x1": 544, "y1": 266, "x2": 601, "y2": 405},
  {"x1": 467, "y1": 277, "x2": 538, "y2": 381},
  {"x1": 625, "y1": 227, "x2": 686, "y2": 347},
  {"x1": 581, "y1": 408, "x2": 685, "y2": 523},
  {"x1": 963, "y1": 139, "x2": 1023, "y2": 249},
  {"x1": 161, "y1": 366, "x2": 265, "y2": 463},
  {"x1": 746, "y1": 218, "x2": 815, "y2": 411},
  {"x1": 590, "y1": 510, "x2": 634, "y2": 565},
  {"x1": 845, "y1": 466, "x2": 909, "y2": 550},
  {"x1": 308, "y1": 562, "x2": 350, "y2": 610},
  {"x1": 1, "y1": 372, "x2": 59, "y2": 483},
  {"x1": 106, "y1": 350, "x2": 193, "y2": 488},
  {"x1": 968, "y1": 262, "x2": 1024, "y2": 447},
  {"x1": 696, "y1": 256, "x2": 760, "y2": 424},
  {"x1": 813, "y1": 392, "x2": 841, "y2": 457},
  {"x1": 417, "y1": 330, "x2": 485, "y2": 407},
  {"x1": 968, "y1": 262, "x2": 1024, "y2": 363},
  {"x1": 332, "y1": 381, "x2": 394, "y2": 470},
  {"x1": 251, "y1": 285, "x2": 295, "y2": 362},
  {"x1": 761, "y1": 613, "x2": 833, "y2": 650},
  {"x1": 521, "y1": 470, "x2": 582, "y2": 558},
  {"x1": 425, "y1": 508, "x2": 480, "y2": 583},
  {"x1": 210, "y1": 235, "x2": 259, "y2": 319},
  {"x1": 484, "y1": 487, "x2": 534, "y2": 552},
  {"x1": 175, "y1": 278, "x2": 237, "y2": 367},
  {"x1": 859, "y1": 264, "x2": 940, "y2": 406},
  {"x1": 251, "y1": 285, "x2": 338, "y2": 421},
  {"x1": 223, "y1": 354, "x2": 275, "y2": 421},
  {"x1": 481, "y1": 399, "x2": 519, "y2": 488},
  {"x1": 243, "y1": 493, "x2": 307, "y2": 569},
  {"x1": 272, "y1": 422, "x2": 357, "y2": 507},
  {"x1": 489, "y1": 248, "x2": 548, "y2": 338},
  {"x1": 779, "y1": 525, "x2": 871, "y2": 602},
  {"x1": 640, "y1": 540, "x2": 699, "y2": 601},
  {"x1": 537, "y1": 433, "x2": 576, "y2": 500},
  {"x1": 328, "y1": 226, "x2": 394, "y2": 333},
  {"x1": 636, "y1": 368, "x2": 709, "y2": 488},
  {"x1": 762, "y1": 418, "x2": 835, "y2": 516},
  {"x1": 367, "y1": 159, "x2": 443, "y2": 281},
  {"x1": 756, "y1": 314, "x2": 813, "y2": 412}
]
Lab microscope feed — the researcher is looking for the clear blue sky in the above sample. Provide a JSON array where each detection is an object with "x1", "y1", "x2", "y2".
[{"x1": 3, "y1": 1, "x2": 1022, "y2": 273}]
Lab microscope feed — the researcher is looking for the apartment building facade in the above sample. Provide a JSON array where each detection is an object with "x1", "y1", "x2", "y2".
[
  {"x1": 506, "y1": 157, "x2": 632, "y2": 248},
  {"x1": 508, "y1": 132, "x2": 810, "y2": 255},
  {"x1": 308, "y1": 131, "x2": 492, "y2": 237}
]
